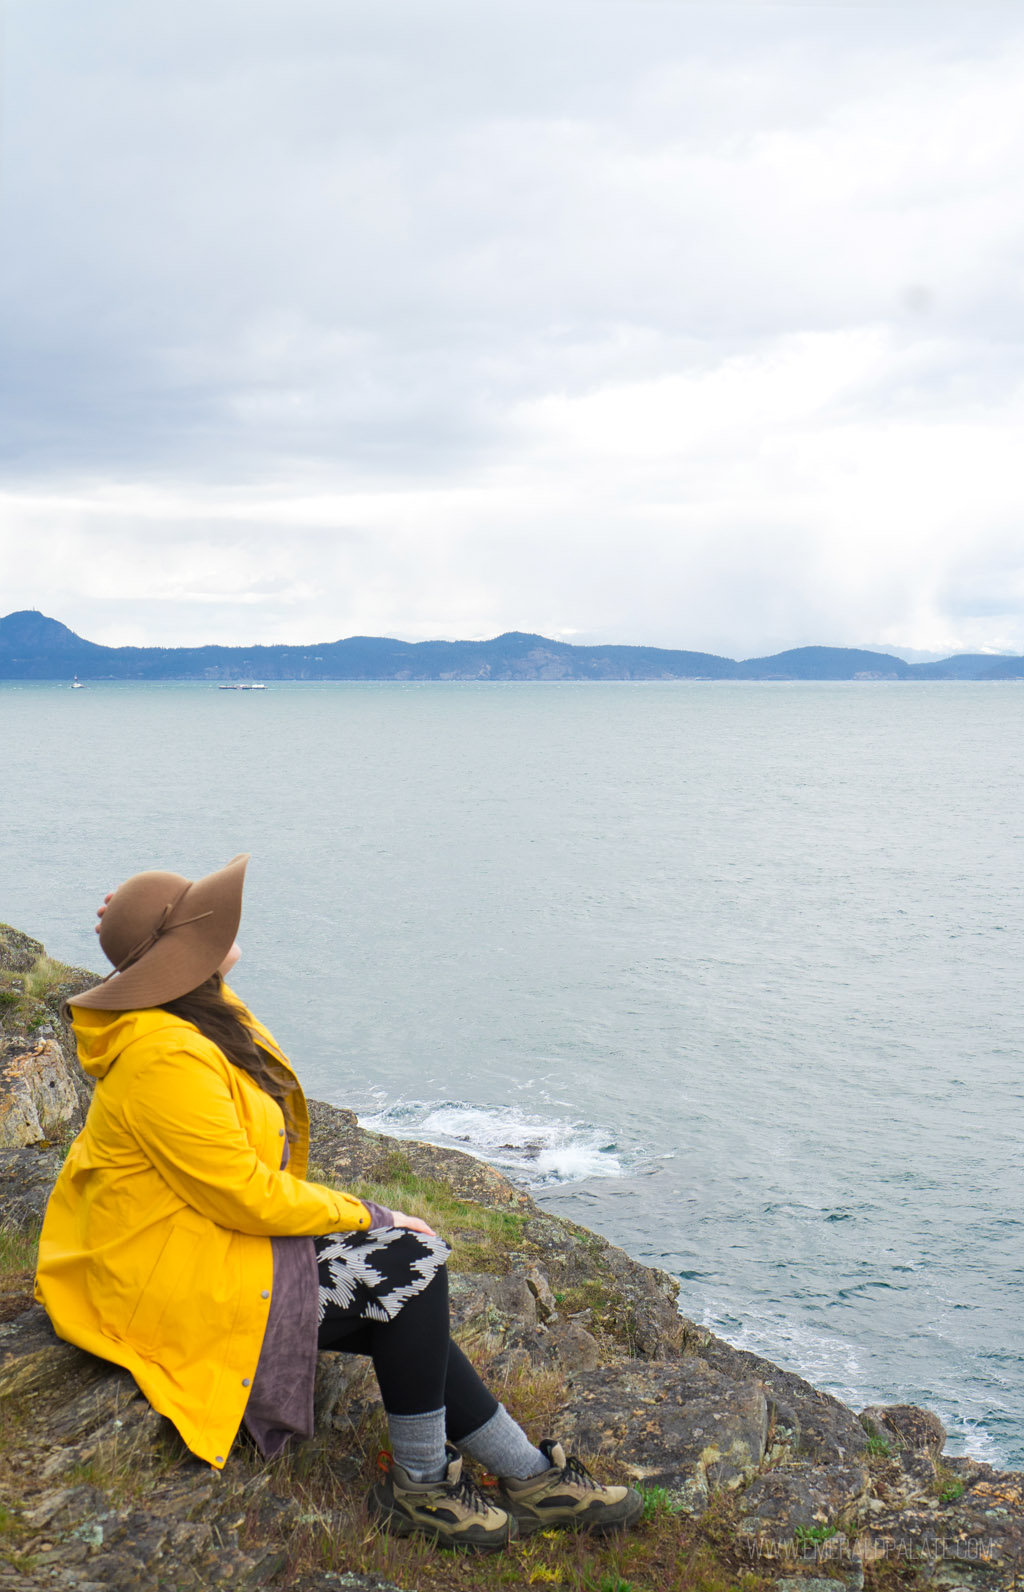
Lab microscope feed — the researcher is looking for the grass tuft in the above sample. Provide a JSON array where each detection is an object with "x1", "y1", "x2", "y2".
[
  {"x1": 0, "y1": 1225, "x2": 39, "y2": 1281},
  {"x1": 933, "y1": 1461, "x2": 965, "y2": 1504},
  {"x1": 639, "y1": 1485, "x2": 686, "y2": 1523},
  {"x1": 793, "y1": 1522, "x2": 837, "y2": 1546},
  {"x1": 489, "y1": 1359, "x2": 570, "y2": 1441},
  {"x1": 23, "y1": 955, "x2": 74, "y2": 1000}
]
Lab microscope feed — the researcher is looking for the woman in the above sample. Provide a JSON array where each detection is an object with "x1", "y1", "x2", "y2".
[{"x1": 35, "y1": 855, "x2": 642, "y2": 1551}]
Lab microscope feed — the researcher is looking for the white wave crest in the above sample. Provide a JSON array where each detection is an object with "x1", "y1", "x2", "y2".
[{"x1": 357, "y1": 1098, "x2": 623, "y2": 1188}]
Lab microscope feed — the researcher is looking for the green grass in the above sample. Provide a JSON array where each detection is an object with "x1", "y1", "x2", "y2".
[
  {"x1": 23, "y1": 955, "x2": 74, "y2": 1000},
  {"x1": 0, "y1": 974, "x2": 55, "y2": 1031},
  {"x1": 933, "y1": 1461, "x2": 965, "y2": 1504},
  {"x1": 0, "y1": 1225, "x2": 39, "y2": 1280},
  {"x1": 639, "y1": 1486, "x2": 686, "y2": 1523},
  {"x1": 793, "y1": 1523, "x2": 837, "y2": 1546},
  {"x1": 866, "y1": 1433, "x2": 892, "y2": 1457},
  {"x1": 548, "y1": 1280, "x2": 613, "y2": 1316},
  {"x1": 0, "y1": 1550, "x2": 38, "y2": 1575},
  {"x1": 310, "y1": 1162, "x2": 528, "y2": 1275},
  {"x1": 62, "y1": 1429, "x2": 185, "y2": 1505}
]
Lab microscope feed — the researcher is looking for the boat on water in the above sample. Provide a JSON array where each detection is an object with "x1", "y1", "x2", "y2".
[
  {"x1": 218, "y1": 682, "x2": 266, "y2": 690},
  {"x1": 71, "y1": 676, "x2": 84, "y2": 689}
]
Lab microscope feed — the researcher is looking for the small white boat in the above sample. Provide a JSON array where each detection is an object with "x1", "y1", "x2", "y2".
[
  {"x1": 218, "y1": 682, "x2": 266, "y2": 691},
  {"x1": 71, "y1": 675, "x2": 84, "y2": 689}
]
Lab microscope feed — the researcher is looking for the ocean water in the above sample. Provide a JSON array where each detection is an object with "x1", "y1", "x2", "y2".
[{"x1": 2, "y1": 679, "x2": 1021, "y2": 1465}]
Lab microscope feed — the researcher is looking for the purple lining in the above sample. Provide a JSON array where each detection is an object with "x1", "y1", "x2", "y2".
[{"x1": 241, "y1": 1148, "x2": 394, "y2": 1456}]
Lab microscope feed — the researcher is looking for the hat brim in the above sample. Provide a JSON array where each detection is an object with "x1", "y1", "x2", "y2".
[{"x1": 71, "y1": 854, "x2": 250, "y2": 1011}]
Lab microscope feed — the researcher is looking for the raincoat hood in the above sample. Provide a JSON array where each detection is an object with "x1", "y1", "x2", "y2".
[
  {"x1": 70, "y1": 984, "x2": 273, "y2": 1081},
  {"x1": 71, "y1": 1005, "x2": 187, "y2": 1079}
]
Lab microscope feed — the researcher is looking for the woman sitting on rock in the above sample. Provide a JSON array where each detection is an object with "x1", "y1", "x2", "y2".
[{"x1": 35, "y1": 855, "x2": 642, "y2": 1551}]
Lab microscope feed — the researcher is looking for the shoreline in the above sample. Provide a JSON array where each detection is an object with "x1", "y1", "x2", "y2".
[{"x1": 2, "y1": 919, "x2": 1022, "y2": 1588}]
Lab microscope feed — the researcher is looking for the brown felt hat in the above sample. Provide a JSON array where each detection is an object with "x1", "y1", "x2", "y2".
[{"x1": 72, "y1": 854, "x2": 250, "y2": 1011}]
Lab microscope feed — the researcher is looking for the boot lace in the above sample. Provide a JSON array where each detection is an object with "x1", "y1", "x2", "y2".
[
  {"x1": 557, "y1": 1453, "x2": 601, "y2": 1492},
  {"x1": 442, "y1": 1471, "x2": 493, "y2": 1515}
]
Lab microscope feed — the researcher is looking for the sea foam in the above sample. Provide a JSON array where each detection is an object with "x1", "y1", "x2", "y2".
[{"x1": 358, "y1": 1097, "x2": 624, "y2": 1188}]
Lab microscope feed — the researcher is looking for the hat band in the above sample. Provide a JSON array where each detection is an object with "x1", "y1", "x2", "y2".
[{"x1": 100, "y1": 881, "x2": 215, "y2": 984}]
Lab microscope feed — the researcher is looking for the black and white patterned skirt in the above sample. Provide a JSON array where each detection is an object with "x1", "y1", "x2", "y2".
[{"x1": 314, "y1": 1228, "x2": 451, "y2": 1325}]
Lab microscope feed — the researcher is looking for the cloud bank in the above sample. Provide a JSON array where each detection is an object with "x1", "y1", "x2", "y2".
[{"x1": 2, "y1": 1, "x2": 1023, "y2": 654}]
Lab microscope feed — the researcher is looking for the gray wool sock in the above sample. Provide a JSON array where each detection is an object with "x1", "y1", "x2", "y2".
[
  {"x1": 457, "y1": 1404, "x2": 550, "y2": 1480},
  {"x1": 387, "y1": 1408, "x2": 448, "y2": 1483}
]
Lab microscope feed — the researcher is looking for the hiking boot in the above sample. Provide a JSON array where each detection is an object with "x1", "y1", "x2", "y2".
[
  {"x1": 499, "y1": 1439, "x2": 643, "y2": 1536},
  {"x1": 369, "y1": 1446, "x2": 516, "y2": 1551}
]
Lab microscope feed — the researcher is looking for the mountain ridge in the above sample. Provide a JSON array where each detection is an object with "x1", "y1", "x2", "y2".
[{"x1": 2, "y1": 610, "x2": 1022, "y2": 681}]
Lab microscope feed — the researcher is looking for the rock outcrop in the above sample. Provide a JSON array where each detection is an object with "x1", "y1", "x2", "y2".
[
  {"x1": 1, "y1": 923, "x2": 1022, "y2": 1590},
  {"x1": 0, "y1": 926, "x2": 48, "y2": 974},
  {"x1": 0, "y1": 1039, "x2": 83, "y2": 1150},
  {"x1": 0, "y1": 928, "x2": 96, "y2": 1150}
]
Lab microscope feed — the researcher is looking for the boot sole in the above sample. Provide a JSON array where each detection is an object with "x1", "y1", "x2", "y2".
[
  {"x1": 505, "y1": 1493, "x2": 645, "y2": 1537},
  {"x1": 368, "y1": 1485, "x2": 515, "y2": 1552}
]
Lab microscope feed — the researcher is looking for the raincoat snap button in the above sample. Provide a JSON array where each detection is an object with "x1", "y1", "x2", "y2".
[
  {"x1": 261, "y1": 1290, "x2": 270, "y2": 1300},
  {"x1": 215, "y1": 1456, "x2": 224, "y2": 1465},
  {"x1": 278, "y1": 1128, "x2": 285, "y2": 1136},
  {"x1": 242, "y1": 1378, "x2": 251, "y2": 1388}
]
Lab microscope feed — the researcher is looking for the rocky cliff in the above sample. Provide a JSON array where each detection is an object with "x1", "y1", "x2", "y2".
[{"x1": 1, "y1": 925, "x2": 1021, "y2": 1591}]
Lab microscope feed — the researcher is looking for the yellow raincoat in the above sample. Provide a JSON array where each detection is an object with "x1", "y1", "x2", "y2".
[{"x1": 35, "y1": 991, "x2": 370, "y2": 1469}]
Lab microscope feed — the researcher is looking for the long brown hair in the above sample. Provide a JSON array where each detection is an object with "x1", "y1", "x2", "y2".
[{"x1": 160, "y1": 973, "x2": 298, "y2": 1142}]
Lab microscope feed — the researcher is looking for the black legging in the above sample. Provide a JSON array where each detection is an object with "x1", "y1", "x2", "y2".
[{"x1": 316, "y1": 1263, "x2": 497, "y2": 1441}]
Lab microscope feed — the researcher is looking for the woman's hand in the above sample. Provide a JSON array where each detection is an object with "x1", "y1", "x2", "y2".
[{"x1": 389, "y1": 1210, "x2": 438, "y2": 1237}]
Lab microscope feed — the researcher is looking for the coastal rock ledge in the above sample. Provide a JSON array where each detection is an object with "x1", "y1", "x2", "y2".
[{"x1": 1, "y1": 926, "x2": 1021, "y2": 1591}]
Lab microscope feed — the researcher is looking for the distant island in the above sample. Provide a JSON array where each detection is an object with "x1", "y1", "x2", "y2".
[{"x1": 2, "y1": 609, "x2": 1023, "y2": 682}]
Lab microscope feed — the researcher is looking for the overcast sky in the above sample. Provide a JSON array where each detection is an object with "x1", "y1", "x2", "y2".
[{"x1": 2, "y1": 1, "x2": 1023, "y2": 657}]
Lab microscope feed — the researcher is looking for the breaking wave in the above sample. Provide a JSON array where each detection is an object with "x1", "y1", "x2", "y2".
[{"x1": 357, "y1": 1097, "x2": 624, "y2": 1188}]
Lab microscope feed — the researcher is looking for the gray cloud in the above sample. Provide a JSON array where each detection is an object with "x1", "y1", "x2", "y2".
[{"x1": 2, "y1": 1, "x2": 1024, "y2": 653}]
